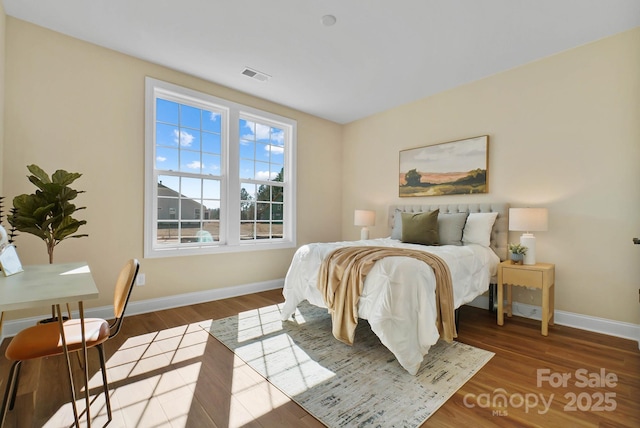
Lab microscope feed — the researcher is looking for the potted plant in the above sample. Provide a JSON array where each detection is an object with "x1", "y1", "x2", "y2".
[
  {"x1": 8, "y1": 164, "x2": 88, "y2": 264},
  {"x1": 508, "y1": 242, "x2": 527, "y2": 265},
  {"x1": 8, "y1": 165, "x2": 89, "y2": 322}
]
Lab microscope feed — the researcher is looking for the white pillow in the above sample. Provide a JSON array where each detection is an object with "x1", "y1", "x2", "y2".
[
  {"x1": 391, "y1": 209, "x2": 402, "y2": 239},
  {"x1": 462, "y1": 212, "x2": 498, "y2": 247}
]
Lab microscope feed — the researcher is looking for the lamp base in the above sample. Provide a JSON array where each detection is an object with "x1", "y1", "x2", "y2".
[
  {"x1": 520, "y1": 233, "x2": 536, "y2": 265},
  {"x1": 360, "y1": 227, "x2": 369, "y2": 240}
]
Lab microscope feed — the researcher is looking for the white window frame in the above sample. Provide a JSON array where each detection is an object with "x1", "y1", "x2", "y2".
[{"x1": 144, "y1": 77, "x2": 296, "y2": 258}]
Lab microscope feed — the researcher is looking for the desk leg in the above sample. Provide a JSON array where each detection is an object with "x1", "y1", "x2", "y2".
[
  {"x1": 497, "y1": 283, "x2": 504, "y2": 326},
  {"x1": 56, "y1": 304, "x2": 80, "y2": 427},
  {"x1": 549, "y1": 283, "x2": 555, "y2": 326},
  {"x1": 542, "y1": 285, "x2": 553, "y2": 336},
  {"x1": 541, "y1": 283, "x2": 550, "y2": 336},
  {"x1": 79, "y1": 301, "x2": 91, "y2": 427}
]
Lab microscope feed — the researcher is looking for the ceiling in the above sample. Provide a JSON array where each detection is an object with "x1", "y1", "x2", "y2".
[{"x1": 4, "y1": 0, "x2": 640, "y2": 124}]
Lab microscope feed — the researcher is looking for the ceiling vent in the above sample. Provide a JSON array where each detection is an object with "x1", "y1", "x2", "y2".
[{"x1": 241, "y1": 67, "x2": 271, "y2": 82}]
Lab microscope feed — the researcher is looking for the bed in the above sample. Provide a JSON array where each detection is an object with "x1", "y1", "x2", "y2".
[{"x1": 281, "y1": 203, "x2": 509, "y2": 375}]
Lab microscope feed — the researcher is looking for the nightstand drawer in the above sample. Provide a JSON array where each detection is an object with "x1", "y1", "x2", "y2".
[{"x1": 502, "y1": 268, "x2": 542, "y2": 287}]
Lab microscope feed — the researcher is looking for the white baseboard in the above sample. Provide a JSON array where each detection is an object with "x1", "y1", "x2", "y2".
[
  {"x1": 468, "y1": 295, "x2": 640, "y2": 349},
  {"x1": 3, "y1": 280, "x2": 638, "y2": 351},
  {"x1": 0, "y1": 279, "x2": 284, "y2": 341}
]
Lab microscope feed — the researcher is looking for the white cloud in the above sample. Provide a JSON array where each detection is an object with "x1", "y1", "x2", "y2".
[
  {"x1": 400, "y1": 136, "x2": 487, "y2": 173},
  {"x1": 241, "y1": 122, "x2": 284, "y2": 145},
  {"x1": 187, "y1": 161, "x2": 202, "y2": 169},
  {"x1": 173, "y1": 129, "x2": 194, "y2": 147},
  {"x1": 270, "y1": 128, "x2": 284, "y2": 143},
  {"x1": 265, "y1": 144, "x2": 284, "y2": 155},
  {"x1": 156, "y1": 156, "x2": 167, "y2": 162},
  {"x1": 256, "y1": 170, "x2": 278, "y2": 180},
  {"x1": 255, "y1": 123, "x2": 270, "y2": 140}
]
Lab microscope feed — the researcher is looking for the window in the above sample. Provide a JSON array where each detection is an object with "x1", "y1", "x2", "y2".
[
  {"x1": 239, "y1": 116, "x2": 286, "y2": 240},
  {"x1": 144, "y1": 78, "x2": 296, "y2": 257}
]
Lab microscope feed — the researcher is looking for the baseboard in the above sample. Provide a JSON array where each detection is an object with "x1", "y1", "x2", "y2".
[
  {"x1": 0, "y1": 278, "x2": 284, "y2": 341},
  {"x1": 3, "y1": 281, "x2": 638, "y2": 351},
  {"x1": 467, "y1": 295, "x2": 640, "y2": 349}
]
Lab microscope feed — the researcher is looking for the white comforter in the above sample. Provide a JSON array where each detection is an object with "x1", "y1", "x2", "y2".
[{"x1": 281, "y1": 237, "x2": 499, "y2": 375}]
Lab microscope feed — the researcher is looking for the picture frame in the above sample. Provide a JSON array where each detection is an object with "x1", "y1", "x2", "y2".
[
  {"x1": 0, "y1": 244, "x2": 24, "y2": 276},
  {"x1": 399, "y1": 135, "x2": 489, "y2": 197}
]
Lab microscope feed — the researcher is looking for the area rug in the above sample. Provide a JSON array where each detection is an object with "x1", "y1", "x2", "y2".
[{"x1": 204, "y1": 302, "x2": 494, "y2": 427}]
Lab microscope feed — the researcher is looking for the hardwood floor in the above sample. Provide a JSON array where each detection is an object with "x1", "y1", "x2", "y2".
[{"x1": 1, "y1": 289, "x2": 638, "y2": 427}]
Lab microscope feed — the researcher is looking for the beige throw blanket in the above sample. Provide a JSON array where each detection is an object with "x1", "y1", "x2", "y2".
[{"x1": 317, "y1": 246, "x2": 457, "y2": 346}]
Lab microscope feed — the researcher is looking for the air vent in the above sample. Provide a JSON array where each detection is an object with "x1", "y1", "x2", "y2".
[{"x1": 241, "y1": 67, "x2": 271, "y2": 82}]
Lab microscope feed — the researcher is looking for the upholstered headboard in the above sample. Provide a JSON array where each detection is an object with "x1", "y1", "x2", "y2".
[{"x1": 388, "y1": 203, "x2": 510, "y2": 261}]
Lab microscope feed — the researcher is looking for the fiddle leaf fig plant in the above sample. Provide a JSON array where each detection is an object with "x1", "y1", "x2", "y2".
[{"x1": 8, "y1": 164, "x2": 88, "y2": 263}]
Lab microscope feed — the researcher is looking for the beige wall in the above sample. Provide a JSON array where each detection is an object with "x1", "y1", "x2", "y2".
[
  {"x1": 0, "y1": 4, "x2": 5, "y2": 194},
  {"x1": 342, "y1": 27, "x2": 640, "y2": 325},
  {"x1": 2, "y1": 18, "x2": 343, "y2": 319},
  {"x1": 3, "y1": 16, "x2": 639, "y2": 328}
]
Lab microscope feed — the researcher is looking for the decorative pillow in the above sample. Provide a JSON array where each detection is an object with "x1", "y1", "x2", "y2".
[
  {"x1": 438, "y1": 212, "x2": 469, "y2": 246},
  {"x1": 401, "y1": 210, "x2": 439, "y2": 245},
  {"x1": 462, "y1": 212, "x2": 499, "y2": 247},
  {"x1": 391, "y1": 209, "x2": 403, "y2": 240}
]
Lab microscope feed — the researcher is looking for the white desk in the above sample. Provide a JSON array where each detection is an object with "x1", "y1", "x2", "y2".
[
  {"x1": 0, "y1": 262, "x2": 98, "y2": 311},
  {"x1": 0, "y1": 262, "x2": 99, "y2": 427}
]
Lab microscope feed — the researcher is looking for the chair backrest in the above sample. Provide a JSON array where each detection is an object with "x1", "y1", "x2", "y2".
[{"x1": 110, "y1": 258, "x2": 139, "y2": 338}]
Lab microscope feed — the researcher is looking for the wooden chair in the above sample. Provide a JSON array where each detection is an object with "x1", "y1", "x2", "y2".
[{"x1": 0, "y1": 259, "x2": 139, "y2": 427}]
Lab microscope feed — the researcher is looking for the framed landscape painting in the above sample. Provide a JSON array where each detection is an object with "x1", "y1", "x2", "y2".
[{"x1": 399, "y1": 135, "x2": 488, "y2": 197}]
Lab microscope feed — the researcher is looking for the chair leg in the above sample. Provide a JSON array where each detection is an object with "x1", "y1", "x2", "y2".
[
  {"x1": 8, "y1": 362, "x2": 21, "y2": 410},
  {"x1": 1, "y1": 361, "x2": 22, "y2": 428},
  {"x1": 97, "y1": 344, "x2": 112, "y2": 422}
]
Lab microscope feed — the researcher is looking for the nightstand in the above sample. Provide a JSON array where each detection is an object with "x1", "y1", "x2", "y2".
[{"x1": 497, "y1": 261, "x2": 555, "y2": 336}]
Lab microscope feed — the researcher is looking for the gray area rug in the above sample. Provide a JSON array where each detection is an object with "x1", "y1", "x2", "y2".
[{"x1": 204, "y1": 301, "x2": 493, "y2": 427}]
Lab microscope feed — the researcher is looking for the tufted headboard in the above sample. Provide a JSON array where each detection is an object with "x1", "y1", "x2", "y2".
[{"x1": 388, "y1": 203, "x2": 510, "y2": 261}]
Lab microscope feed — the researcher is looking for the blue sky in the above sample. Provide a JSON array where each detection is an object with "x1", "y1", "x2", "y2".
[{"x1": 155, "y1": 98, "x2": 285, "y2": 206}]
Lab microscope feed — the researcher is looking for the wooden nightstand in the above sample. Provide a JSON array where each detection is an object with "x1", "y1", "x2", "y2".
[{"x1": 497, "y1": 261, "x2": 555, "y2": 336}]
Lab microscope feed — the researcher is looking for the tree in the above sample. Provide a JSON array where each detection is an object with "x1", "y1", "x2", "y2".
[
  {"x1": 256, "y1": 167, "x2": 284, "y2": 220},
  {"x1": 240, "y1": 187, "x2": 254, "y2": 220},
  {"x1": 404, "y1": 168, "x2": 422, "y2": 187}
]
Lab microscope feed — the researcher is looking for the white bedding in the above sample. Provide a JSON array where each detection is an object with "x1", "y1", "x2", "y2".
[{"x1": 281, "y1": 237, "x2": 500, "y2": 375}]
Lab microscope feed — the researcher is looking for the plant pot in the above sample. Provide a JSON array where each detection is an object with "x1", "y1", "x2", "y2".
[
  {"x1": 38, "y1": 316, "x2": 70, "y2": 325},
  {"x1": 510, "y1": 253, "x2": 524, "y2": 264}
]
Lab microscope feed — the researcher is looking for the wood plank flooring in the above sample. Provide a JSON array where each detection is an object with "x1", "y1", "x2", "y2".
[{"x1": 1, "y1": 289, "x2": 638, "y2": 427}]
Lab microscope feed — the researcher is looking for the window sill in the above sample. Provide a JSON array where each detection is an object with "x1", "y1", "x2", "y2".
[{"x1": 144, "y1": 239, "x2": 297, "y2": 258}]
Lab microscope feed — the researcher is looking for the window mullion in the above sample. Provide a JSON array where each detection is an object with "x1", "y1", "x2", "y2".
[{"x1": 226, "y1": 109, "x2": 241, "y2": 245}]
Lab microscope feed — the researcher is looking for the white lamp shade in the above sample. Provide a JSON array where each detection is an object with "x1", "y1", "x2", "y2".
[
  {"x1": 508, "y1": 208, "x2": 548, "y2": 232},
  {"x1": 354, "y1": 210, "x2": 376, "y2": 227},
  {"x1": 354, "y1": 209, "x2": 375, "y2": 240},
  {"x1": 509, "y1": 207, "x2": 548, "y2": 265}
]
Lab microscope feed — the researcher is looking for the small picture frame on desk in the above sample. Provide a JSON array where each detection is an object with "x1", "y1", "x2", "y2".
[{"x1": 0, "y1": 244, "x2": 24, "y2": 276}]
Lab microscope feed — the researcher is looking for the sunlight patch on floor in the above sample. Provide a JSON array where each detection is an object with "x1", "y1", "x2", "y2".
[
  {"x1": 228, "y1": 304, "x2": 335, "y2": 397},
  {"x1": 228, "y1": 354, "x2": 291, "y2": 427},
  {"x1": 37, "y1": 306, "x2": 320, "y2": 428},
  {"x1": 42, "y1": 323, "x2": 209, "y2": 428}
]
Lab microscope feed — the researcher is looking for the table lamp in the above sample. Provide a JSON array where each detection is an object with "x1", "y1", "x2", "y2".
[
  {"x1": 508, "y1": 208, "x2": 548, "y2": 265},
  {"x1": 354, "y1": 210, "x2": 375, "y2": 240}
]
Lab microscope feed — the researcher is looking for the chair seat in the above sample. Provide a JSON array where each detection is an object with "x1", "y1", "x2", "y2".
[{"x1": 5, "y1": 318, "x2": 110, "y2": 361}]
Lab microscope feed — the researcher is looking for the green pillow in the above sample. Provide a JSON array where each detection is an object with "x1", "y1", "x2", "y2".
[{"x1": 401, "y1": 210, "x2": 439, "y2": 245}]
